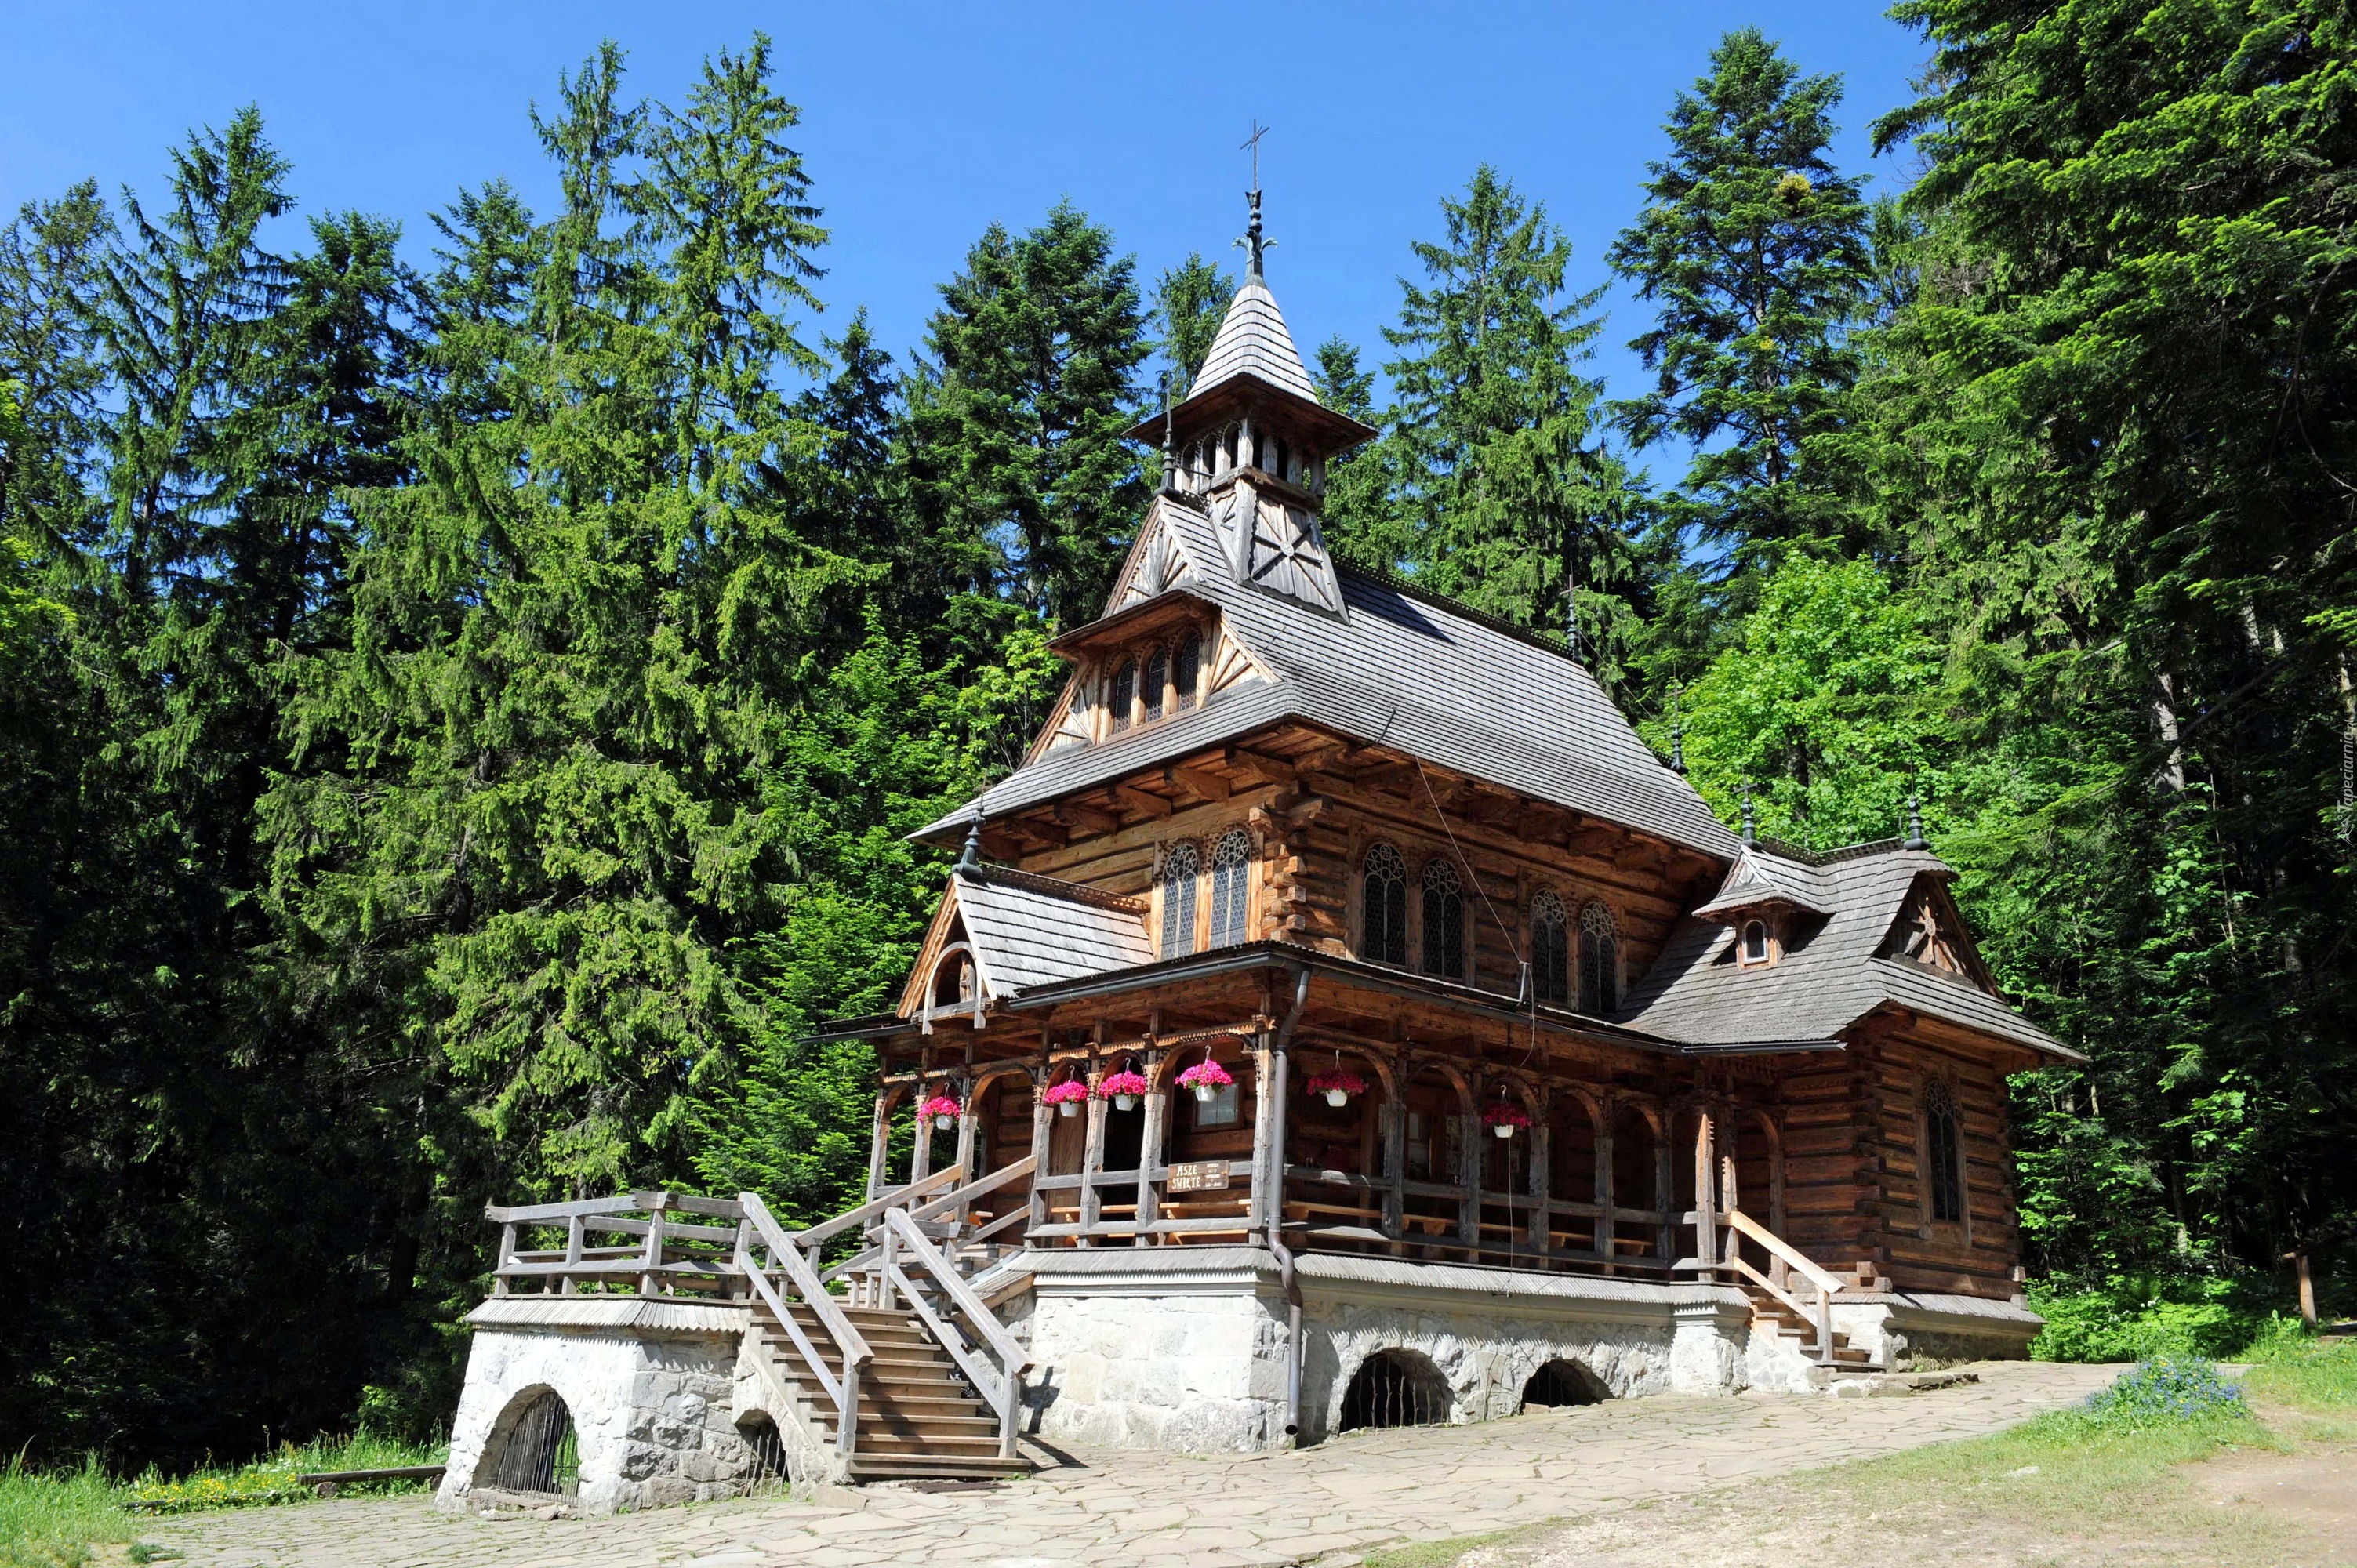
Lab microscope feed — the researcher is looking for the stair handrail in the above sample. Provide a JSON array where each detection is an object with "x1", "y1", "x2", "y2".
[
  {"x1": 792, "y1": 1163, "x2": 965, "y2": 1252},
  {"x1": 739, "y1": 1191, "x2": 873, "y2": 1456},
  {"x1": 883, "y1": 1206, "x2": 1033, "y2": 1459},
  {"x1": 815, "y1": 1157, "x2": 1040, "y2": 1293},
  {"x1": 1721, "y1": 1208, "x2": 1847, "y2": 1298},
  {"x1": 1722, "y1": 1207, "x2": 1841, "y2": 1366}
]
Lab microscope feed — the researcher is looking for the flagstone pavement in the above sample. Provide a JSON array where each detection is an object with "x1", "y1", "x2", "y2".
[{"x1": 141, "y1": 1359, "x2": 2119, "y2": 1568}]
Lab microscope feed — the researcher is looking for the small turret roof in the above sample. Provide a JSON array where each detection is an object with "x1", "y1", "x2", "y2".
[{"x1": 1193, "y1": 278, "x2": 1319, "y2": 403}]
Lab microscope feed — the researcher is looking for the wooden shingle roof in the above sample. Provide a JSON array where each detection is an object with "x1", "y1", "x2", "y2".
[
  {"x1": 1615, "y1": 844, "x2": 2079, "y2": 1062},
  {"x1": 917, "y1": 493, "x2": 1741, "y2": 861},
  {"x1": 948, "y1": 866, "x2": 1152, "y2": 996}
]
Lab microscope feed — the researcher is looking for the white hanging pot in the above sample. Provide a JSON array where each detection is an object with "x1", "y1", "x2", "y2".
[
  {"x1": 1492, "y1": 1122, "x2": 1516, "y2": 1140},
  {"x1": 1324, "y1": 1087, "x2": 1350, "y2": 1108},
  {"x1": 1057, "y1": 1100, "x2": 1078, "y2": 1119},
  {"x1": 1113, "y1": 1093, "x2": 1138, "y2": 1112},
  {"x1": 935, "y1": 1113, "x2": 957, "y2": 1131},
  {"x1": 1193, "y1": 1084, "x2": 1218, "y2": 1104}
]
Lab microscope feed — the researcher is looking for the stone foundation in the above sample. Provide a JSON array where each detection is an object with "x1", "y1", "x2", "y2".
[
  {"x1": 438, "y1": 1298, "x2": 779, "y2": 1517},
  {"x1": 1011, "y1": 1247, "x2": 1773, "y2": 1452}
]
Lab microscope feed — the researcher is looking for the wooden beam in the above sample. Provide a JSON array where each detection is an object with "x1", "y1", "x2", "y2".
[
  {"x1": 1227, "y1": 746, "x2": 1297, "y2": 788},
  {"x1": 1167, "y1": 762, "x2": 1233, "y2": 802},
  {"x1": 1055, "y1": 800, "x2": 1122, "y2": 836},
  {"x1": 1113, "y1": 784, "x2": 1175, "y2": 819}
]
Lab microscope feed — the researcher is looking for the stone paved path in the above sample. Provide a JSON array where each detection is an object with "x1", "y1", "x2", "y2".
[{"x1": 142, "y1": 1361, "x2": 2119, "y2": 1568}]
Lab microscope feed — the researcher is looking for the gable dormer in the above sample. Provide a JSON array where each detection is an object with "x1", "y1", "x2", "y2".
[{"x1": 1877, "y1": 874, "x2": 1994, "y2": 989}]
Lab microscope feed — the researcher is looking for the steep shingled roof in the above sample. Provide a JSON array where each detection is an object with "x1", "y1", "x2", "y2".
[
  {"x1": 948, "y1": 866, "x2": 1152, "y2": 997},
  {"x1": 1190, "y1": 277, "x2": 1320, "y2": 402},
  {"x1": 915, "y1": 492, "x2": 1741, "y2": 861},
  {"x1": 1615, "y1": 844, "x2": 2079, "y2": 1062}
]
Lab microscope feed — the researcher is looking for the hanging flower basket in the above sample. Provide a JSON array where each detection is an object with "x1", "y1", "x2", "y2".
[
  {"x1": 1306, "y1": 1069, "x2": 1367, "y2": 1109},
  {"x1": 917, "y1": 1094, "x2": 961, "y2": 1131},
  {"x1": 1482, "y1": 1101, "x2": 1534, "y2": 1139},
  {"x1": 1042, "y1": 1079, "x2": 1089, "y2": 1118},
  {"x1": 1178, "y1": 1058, "x2": 1235, "y2": 1104},
  {"x1": 1097, "y1": 1069, "x2": 1150, "y2": 1112}
]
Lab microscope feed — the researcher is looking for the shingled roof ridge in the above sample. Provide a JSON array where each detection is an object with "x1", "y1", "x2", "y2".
[
  {"x1": 1746, "y1": 834, "x2": 1916, "y2": 869},
  {"x1": 956, "y1": 861, "x2": 1148, "y2": 915}
]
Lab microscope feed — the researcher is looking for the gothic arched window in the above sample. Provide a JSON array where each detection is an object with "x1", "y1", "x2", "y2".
[
  {"x1": 1925, "y1": 1079, "x2": 1965, "y2": 1224},
  {"x1": 1173, "y1": 634, "x2": 1200, "y2": 713},
  {"x1": 1531, "y1": 891, "x2": 1570, "y2": 1006},
  {"x1": 1109, "y1": 660, "x2": 1136, "y2": 734},
  {"x1": 1160, "y1": 841, "x2": 1200, "y2": 958},
  {"x1": 1363, "y1": 843, "x2": 1408, "y2": 967},
  {"x1": 1578, "y1": 902, "x2": 1618, "y2": 1014},
  {"x1": 1209, "y1": 829, "x2": 1251, "y2": 949},
  {"x1": 1143, "y1": 647, "x2": 1169, "y2": 724},
  {"x1": 1741, "y1": 919, "x2": 1770, "y2": 965},
  {"x1": 1422, "y1": 859, "x2": 1465, "y2": 980}
]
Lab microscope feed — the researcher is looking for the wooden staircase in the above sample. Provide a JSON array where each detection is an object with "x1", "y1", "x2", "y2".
[
  {"x1": 751, "y1": 1297, "x2": 1033, "y2": 1482},
  {"x1": 1739, "y1": 1283, "x2": 1875, "y2": 1369}
]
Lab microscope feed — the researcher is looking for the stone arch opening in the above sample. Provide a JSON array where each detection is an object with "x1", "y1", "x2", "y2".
[
  {"x1": 736, "y1": 1412, "x2": 789, "y2": 1490},
  {"x1": 1338, "y1": 1348, "x2": 1452, "y2": 1432},
  {"x1": 481, "y1": 1387, "x2": 580, "y2": 1498},
  {"x1": 1520, "y1": 1358, "x2": 1608, "y2": 1410}
]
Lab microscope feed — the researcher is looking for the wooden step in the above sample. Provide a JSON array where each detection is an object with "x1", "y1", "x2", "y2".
[{"x1": 844, "y1": 1453, "x2": 1033, "y2": 1482}]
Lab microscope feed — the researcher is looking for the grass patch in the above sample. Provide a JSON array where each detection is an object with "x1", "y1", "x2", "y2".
[
  {"x1": 0, "y1": 1457, "x2": 131, "y2": 1568},
  {"x1": 2, "y1": 1430, "x2": 445, "y2": 1568},
  {"x1": 122, "y1": 1430, "x2": 445, "y2": 1516},
  {"x1": 1364, "y1": 1529, "x2": 1518, "y2": 1568},
  {"x1": 2241, "y1": 1326, "x2": 2357, "y2": 1413}
]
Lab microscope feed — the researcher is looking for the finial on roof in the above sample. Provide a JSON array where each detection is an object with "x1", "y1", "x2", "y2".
[
  {"x1": 956, "y1": 809, "x2": 984, "y2": 871},
  {"x1": 1740, "y1": 784, "x2": 1757, "y2": 847},
  {"x1": 1669, "y1": 684, "x2": 1687, "y2": 774},
  {"x1": 1157, "y1": 371, "x2": 1177, "y2": 495},
  {"x1": 1236, "y1": 121, "x2": 1274, "y2": 280},
  {"x1": 1904, "y1": 794, "x2": 1929, "y2": 851}
]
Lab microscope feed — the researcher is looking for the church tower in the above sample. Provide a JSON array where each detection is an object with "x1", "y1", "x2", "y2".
[{"x1": 1124, "y1": 190, "x2": 1375, "y2": 617}]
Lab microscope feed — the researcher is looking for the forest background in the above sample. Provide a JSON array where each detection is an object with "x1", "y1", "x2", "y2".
[{"x1": 2, "y1": 1, "x2": 2353, "y2": 1473}]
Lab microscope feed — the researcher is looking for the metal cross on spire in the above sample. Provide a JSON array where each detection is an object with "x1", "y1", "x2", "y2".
[{"x1": 1236, "y1": 120, "x2": 1274, "y2": 279}]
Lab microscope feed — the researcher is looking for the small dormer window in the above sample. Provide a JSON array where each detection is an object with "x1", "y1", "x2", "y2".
[
  {"x1": 1143, "y1": 647, "x2": 1168, "y2": 723},
  {"x1": 1740, "y1": 919, "x2": 1770, "y2": 966},
  {"x1": 1174, "y1": 634, "x2": 1200, "y2": 712},
  {"x1": 1109, "y1": 660, "x2": 1136, "y2": 734}
]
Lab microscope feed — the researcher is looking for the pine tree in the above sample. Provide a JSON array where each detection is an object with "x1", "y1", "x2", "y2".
[
  {"x1": 900, "y1": 202, "x2": 1149, "y2": 622},
  {"x1": 1608, "y1": 28, "x2": 1874, "y2": 583},
  {"x1": 1308, "y1": 335, "x2": 1404, "y2": 568}
]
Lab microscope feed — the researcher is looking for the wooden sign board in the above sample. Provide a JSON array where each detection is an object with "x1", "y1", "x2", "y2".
[{"x1": 1165, "y1": 1160, "x2": 1231, "y2": 1193}]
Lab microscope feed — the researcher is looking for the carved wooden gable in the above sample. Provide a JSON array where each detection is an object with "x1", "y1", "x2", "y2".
[{"x1": 1879, "y1": 877, "x2": 1993, "y2": 988}]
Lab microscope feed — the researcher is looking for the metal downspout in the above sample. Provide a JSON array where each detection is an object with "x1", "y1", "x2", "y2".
[{"x1": 1264, "y1": 965, "x2": 1311, "y2": 1444}]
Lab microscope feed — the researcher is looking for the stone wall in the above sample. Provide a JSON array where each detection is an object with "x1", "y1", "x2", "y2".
[{"x1": 438, "y1": 1299, "x2": 771, "y2": 1516}]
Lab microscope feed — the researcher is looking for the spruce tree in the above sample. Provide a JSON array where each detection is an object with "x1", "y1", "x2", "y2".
[
  {"x1": 1309, "y1": 335, "x2": 1405, "y2": 568},
  {"x1": 1150, "y1": 251, "x2": 1234, "y2": 396},
  {"x1": 1378, "y1": 167, "x2": 1645, "y2": 689},
  {"x1": 900, "y1": 202, "x2": 1149, "y2": 622},
  {"x1": 1608, "y1": 28, "x2": 1873, "y2": 580}
]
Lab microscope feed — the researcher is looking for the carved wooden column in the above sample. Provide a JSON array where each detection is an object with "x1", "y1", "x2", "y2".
[
  {"x1": 1691, "y1": 1109, "x2": 1718, "y2": 1282},
  {"x1": 953, "y1": 1076, "x2": 979, "y2": 1180},
  {"x1": 1078, "y1": 1062, "x2": 1107, "y2": 1249},
  {"x1": 910, "y1": 1083, "x2": 935, "y2": 1185},
  {"x1": 1026, "y1": 1057, "x2": 1055, "y2": 1240},
  {"x1": 1768, "y1": 1115, "x2": 1790, "y2": 1289},
  {"x1": 1456, "y1": 1082, "x2": 1480, "y2": 1254},
  {"x1": 1594, "y1": 1098, "x2": 1616, "y2": 1271},
  {"x1": 1528, "y1": 1088, "x2": 1553, "y2": 1257},
  {"x1": 1381, "y1": 1097, "x2": 1407, "y2": 1247},
  {"x1": 1134, "y1": 1047, "x2": 1168, "y2": 1247},
  {"x1": 1248, "y1": 1030, "x2": 1278, "y2": 1240},
  {"x1": 863, "y1": 1089, "x2": 893, "y2": 1202},
  {"x1": 1653, "y1": 1116, "x2": 1676, "y2": 1268}
]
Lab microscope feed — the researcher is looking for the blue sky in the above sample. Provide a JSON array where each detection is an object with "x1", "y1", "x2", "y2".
[{"x1": 3, "y1": 2, "x2": 1930, "y2": 456}]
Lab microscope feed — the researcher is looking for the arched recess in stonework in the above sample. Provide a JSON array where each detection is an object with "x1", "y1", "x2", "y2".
[
  {"x1": 479, "y1": 1387, "x2": 581, "y2": 1499},
  {"x1": 1520, "y1": 1359, "x2": 1608, "y2": 1410},
  {"x1": 1338, "y1": 1348, "x2": 1453, "y2": 1432}
]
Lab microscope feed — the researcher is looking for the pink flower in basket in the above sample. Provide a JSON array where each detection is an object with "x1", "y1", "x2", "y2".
[
  {"x1": 1097, "y1": 1069, "x2": 1151, "y2": 1110},
  {"x1": 1481, "y1": 1100, "x2": 1534, "y2": 1138},
  {"x1": 1305, "y1": 1069, "x2": 1367, "y2": 1107},
  {"x1": 1042, "y1": 1078, "x2": 1089, "y2": 1117},
  {"x1": 917, "y1": 1094, "x2": 961, "y2": 1130},
  {"x1": 1178, "y1": 1058, "x2": 1234, "y2": 1103}
]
